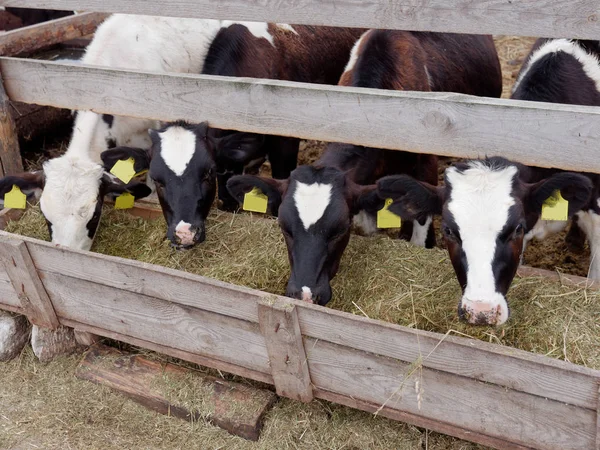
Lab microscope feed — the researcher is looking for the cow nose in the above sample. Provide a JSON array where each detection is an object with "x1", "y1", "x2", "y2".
[
  {"x1": 459, "y1": 297, "x2": 508, "y2": 326},
  {"x1": 301, "y1": 286, "x2": 315, "y2": 304}
]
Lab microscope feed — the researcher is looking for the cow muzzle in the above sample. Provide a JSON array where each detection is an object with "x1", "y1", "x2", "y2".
[
  {"x1": 171, "y1": 221, "x2": 205, "y2": 249},
  {"x1": 458, "y1": 295, "x2": 509, "y2": 326}
]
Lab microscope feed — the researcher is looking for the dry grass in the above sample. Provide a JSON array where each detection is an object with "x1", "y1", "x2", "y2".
[{"x1": 7, "y1": 205, "x2": 600, "y2": 371}]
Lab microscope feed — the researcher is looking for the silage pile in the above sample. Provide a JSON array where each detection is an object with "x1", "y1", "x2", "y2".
[{"x1": 6, "y1": 206, "x2": 600, "y2": 369}]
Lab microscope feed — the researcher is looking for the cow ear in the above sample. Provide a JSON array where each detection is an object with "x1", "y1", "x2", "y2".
[
  {"x1": 102, "y1": 175, "x2": 152, "y2": 200},
  {"x1": 214, "y1": 132, "x2": 265, "y2": 163},
  {"x1": 377, "y1": 175, "x2": 442, "y2": 221},
  {"x1": 101, "y1": 146, "x2": 151, "y2": 174},
  {"x1": 0, "y1": 171, "x2": 45, "y2": 198},
  {"x1": 351, "y1": 183, "x2": 382, "y2": 214},
  {"x1": 526, "y1": 172, "x2": 592, "y2": 217},
  {"x1": 227, "y1": 175, "x2": 287, "y2": 215}
]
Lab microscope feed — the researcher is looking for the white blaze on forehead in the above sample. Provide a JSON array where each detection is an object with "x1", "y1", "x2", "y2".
[
  {"x1": 221, "y1": 21, "x2": 275, "y2": 46},
  {"x1": 293, "y1": 181, "x2": 332, "y2": 231},
  {"x1": 159, "y1": 126, "x2": 197, "y2": 176},
  {"x1": 446, "y1": 162, "x2": 517, "y2": 301},
  {"x1": 513, "y1": 39, "x2": 600, "y2": 93}
]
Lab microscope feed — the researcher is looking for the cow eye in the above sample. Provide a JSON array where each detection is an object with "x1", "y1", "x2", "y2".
[
  {"x1": 442, "y1": 224, "x2": 461, "y2": 243},
  {"x1": 514, "y1": 223, "x2": 524, "y2": 235}
]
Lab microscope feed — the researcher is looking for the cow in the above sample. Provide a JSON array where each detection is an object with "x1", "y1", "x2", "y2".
[
  {"x1": 376, "y1": 39, "x2": 600, "y2": 326},
  {"x1": 0, "y1": 14, "x2": 223, "y2": 251},
  {"x1": 101, "y1": 21, "x2": 365, "y2": 247},
  {"x1": 226, "y1": 30, "x2": 503, "y2": 306}
]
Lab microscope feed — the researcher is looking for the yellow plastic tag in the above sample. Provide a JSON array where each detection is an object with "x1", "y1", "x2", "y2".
[
  {"x1": 243, "y1": 187, "x2": 268, "y2": 213},
  {"x1": 110, "y1": 158, "x2": 137, "y2": 184},
  {"x1": 4, "y1": 185, "x2": 26, "y2": 209},
  {"x1": 114, "y1": 192, "x2": 135, "y2": 210},
  {"x1": 377, "y1": 198, "x2": 402, "y2": 229},
  {"x1": 541, "y1": 190, "x2": 569, "y2": 221}
]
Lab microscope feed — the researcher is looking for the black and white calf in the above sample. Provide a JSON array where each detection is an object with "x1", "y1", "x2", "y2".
[
  {"x1": 378, "y1": 159, "x2": 592, "y2": 326},
  {"x1": 102, "y1": 122, "x2": 222, "y2": 248},
  {"x1": 512, "y1": 38, "x2": 600, "y2": 280},
  {"x1": 0, "y1": 15, "x2": 222, "y2": 250}
]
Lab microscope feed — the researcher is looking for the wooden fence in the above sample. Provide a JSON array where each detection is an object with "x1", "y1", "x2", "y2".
[
  {"x1": 0, "y1": 230, "x2": 598, "y2": 450},
  {"x1": 0, "y1": 3, "x2": 599, "y2": 449}
]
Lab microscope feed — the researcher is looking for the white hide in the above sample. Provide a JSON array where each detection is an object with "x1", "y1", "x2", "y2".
[
  {"x1": 446, "y1": 162, "x2": 517, "y2": 325},
  {"x1": 513, "y1": 39, "x2": 600, "y2": 94},
  {"x1": 293, "y1": 182, "x2": 332, "y2": 231},
  {"x1": 352, "y1": 209, "x2": 378, "y2": 235},
  {"x1": 159, "y1": 126, "x2": 197, "y2": 176},
  {"x1": 221, "y1": 21, "x2": 275, "y2": 46},
  {"x1": 342, "y1": 30, "x2": 371, "y2": 75},
  {"x1": 75, "y1": 15, "x2": 222, "y2": 161},
  {"x1": 575, "y1": 207, "x2": 600, "y2": 281}
]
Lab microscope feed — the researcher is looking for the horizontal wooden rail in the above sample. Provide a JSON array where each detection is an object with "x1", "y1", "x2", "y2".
[
  {"x1": 3, "y1": 0, "x2": 600, "y2": 40},
  {"x1": 0, "y1": 12, "x2": 107, "y2": 56},
  {"x1": 3, "y1": 58, "x2": 600, "y2": 174}
]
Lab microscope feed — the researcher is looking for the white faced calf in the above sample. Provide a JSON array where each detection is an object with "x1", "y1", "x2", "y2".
[
  {"x1": 227, "y1": 166, "x2": 376, "y2": 305},
  {"x1": 378, "y1": 158, "x2": 592, "y2": 325}
]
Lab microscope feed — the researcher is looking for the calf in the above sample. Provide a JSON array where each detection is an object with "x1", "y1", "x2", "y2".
[
  {"x1": 227, "y1": 30, "x2": 503, "y2": 305},
  {"x1": 203, "y1": 22, "x2": 364, "y2": 211},
  {"x1": 511, "y1": 39, "x2": 600, "y2": 280},
  {"x1": 0, "y1": 15, "x2": 222, "y2": 250}
]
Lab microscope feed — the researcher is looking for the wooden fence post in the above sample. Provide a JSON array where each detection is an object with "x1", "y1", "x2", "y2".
[
  {"x1": 0, "y1": 237, "x2": 58, "y2": 329},
  {"x1": 258, "y1": 297, "x2": 313, "y2": 402},
  {"x1": 0, "y1": 71, "x2": 21, "y2": 177}
]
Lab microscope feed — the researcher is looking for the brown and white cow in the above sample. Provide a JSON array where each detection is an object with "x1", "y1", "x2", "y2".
[
  {"x1": 227, "y1": 30, "x2": 503, "y2": 305},
  {"x1": 377, "y1": 38, "x2": 600, "y2": 325}
]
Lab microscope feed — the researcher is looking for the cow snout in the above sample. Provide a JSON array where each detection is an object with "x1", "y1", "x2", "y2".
[
  {"x1": 458, "y1": 296, "x2": 509, "y2": 326},
  {"x1": 171, "y1": 221, "x2": 205, "y2": 249}
]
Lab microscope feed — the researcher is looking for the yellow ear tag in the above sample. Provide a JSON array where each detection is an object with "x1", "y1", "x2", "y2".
[
  {"x1": 114, "y1": 192, "x2": 135, "y2": 210},
  {"x1": 377, "y1": 198, "x2": 402, "y2": 229},
  {"x1": 110, "y1": 158, "x2": 137, "y2": 184},
  {"x1": 243, "y1": 187, "x2": 268, "y2": 213},
  {"x1": 4, "y1": 185, "x2": 26, "y2": 209},
  {"x1": 541, "y1": 190, "x2": 569, "y2": 221}
]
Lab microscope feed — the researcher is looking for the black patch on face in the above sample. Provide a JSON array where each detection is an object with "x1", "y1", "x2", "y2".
[
  {"x1": 106, "y1": 138, "x2": 117, "y2": 149},
  {"x1": 86, "y1": 190, "x2": 104, "y2": 239}
]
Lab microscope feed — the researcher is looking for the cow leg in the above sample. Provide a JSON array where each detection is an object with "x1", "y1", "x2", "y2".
[
  {"x1": 410, "y1": 216, "x2": 435, "y2": 248},
  {"x1": 0, "y1": 311, "x2": 30, "y2": 361},
  {"x1": 266, "y1": 136, "x2": 299, "y2": 180},
  {"x1": 572, "y1": 210, "x2": 600, "y2": 281},
  {"x1": 217, "y1": 163, "x2": 244, "y2": 212},
  {"x1": 565, "y1": 216, "x2": 587, "y2": 253}
]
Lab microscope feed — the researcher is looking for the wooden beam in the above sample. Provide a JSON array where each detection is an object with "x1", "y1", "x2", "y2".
[
  {"x1": 76, "y1": 345, "x2": 277, "y2": 441},
  {"x1": 0, "y1": 12, "x2": 108, "y2": 57},
  {"x1": 0, "y1": 71, "x2": 21, "y2": 176},
  {"x1": 3, "y1": 0, "x2": 600, "y2": 40},
  {"x1": 4, "y1": 58, "x2": 600, "y2": 174},
  {"x1": 258, "y1": 298, "x2": 313, "y2": 402},
  {"x1": 0, "y1": 236, "x2": 58, "y2": 328}
]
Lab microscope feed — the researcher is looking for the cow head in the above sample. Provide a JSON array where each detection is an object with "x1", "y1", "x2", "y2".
[
  {"x1": 227, "y1": 166, "x2": 377, "y2": 305},
  {"x1": 0, "y1": 157, "x2": 150, "y2": 250},
  {"x1": 102, "y1": 121, "x2": 223, "y2": 249},
  {"x1": 377, "y1": 158, "x2": 592, "y2": 325}
]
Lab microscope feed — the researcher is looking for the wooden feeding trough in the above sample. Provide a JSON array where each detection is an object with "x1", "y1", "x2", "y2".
[{"x1": 0, "y1": 2, "x2": 599, "y2": 449}]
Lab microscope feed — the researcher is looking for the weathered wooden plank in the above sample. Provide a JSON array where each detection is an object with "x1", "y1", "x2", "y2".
[
  {"x1": 517, "y1": 265, "x2": 600, "y2": 289},
  {"x1": 258, "y1": 298, "x2": 313, "y2": 402},
  {"x1": 0, "y1": 12, "x2": 108, "y2": 56},
  {"x1": 0, "y1": 236, "x2": 58, "y2": 328},
  {"x1": 39, "y1": 270, "x2": 271, "y2": 374},
  {"x1": 314, "y1": 389, "x2": 530, "y2": 450},
  {"x1": 306, "y1": 338, "x2": 596, "y2": 450},
  {"x1": 4, "y1": 0, "x2": 600, "y2": 40},
  {"x1": 61, "y1": 318, "x2": 274, "y2": 384},
  {"x1": 76, "y1": 345, "x2": 277, "y2": 441},
  {"x1": 0, "y1": 265, "x2": 21, "y2": 310},
  {"x1": 4, "y1": 58, "x2": 600, "y2": 173},
  {"x1": 0, "y1": 68, "x2": 21, "y2": 176},
  {"x1": 11, "y1": 231, "x2": 599, "y2": 410}
]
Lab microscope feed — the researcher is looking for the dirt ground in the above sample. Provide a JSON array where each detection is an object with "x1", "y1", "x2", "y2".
[{"x1": 4, "y1": 35, "x2": 590, "y2": 450}]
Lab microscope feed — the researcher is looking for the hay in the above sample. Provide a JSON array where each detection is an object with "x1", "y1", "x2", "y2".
[{"x1": 6, "y1": 206, "x2": 600, "y2": 370}]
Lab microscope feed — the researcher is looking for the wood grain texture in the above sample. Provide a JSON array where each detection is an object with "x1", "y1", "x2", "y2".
[
  {"x1": 0, "y1": 12, "x2": 108, "y2": 56},
  {"x1": 306, "y1": 337, "x2": 596, "y2": 450},
  {"x1": 73, "y1": 330, "x2": 100, "y2": 346},
  {"x1": 40, "y1": 271, "x2": 271, "y2": 374},
  {"x1": 314, "y1": 389, "x2": 531, "y2": 450},
  {"x1": 0, "y1": 265, "x2": 21, "y2": 310},
  {"x1": 76, "y1": 345, "x2": 277, "y2": 441},
  {"x1": 4, "y1": 58, "x2": 600, "y2": 173},
  {"x1": 258, "y1": 298, "x2": 313, "y2": 402},
  {"x1": 3, "y1": 0, "x2": 600, "y2": 39},
  {"x1": 0, "y1": 237, "x2": 58, "y2": 328},
  {"x1": 9, "y1": 231, "x2": 600, "y2": 411},
  {"x1": 0, "y1": 70, "x2": 21, "y2": 176}
]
